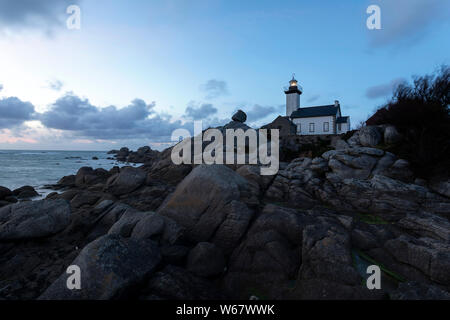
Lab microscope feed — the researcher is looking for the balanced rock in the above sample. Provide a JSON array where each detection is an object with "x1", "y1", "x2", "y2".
[{"x1": 232, "y1": 110, "x2": 247, "y2": 123}]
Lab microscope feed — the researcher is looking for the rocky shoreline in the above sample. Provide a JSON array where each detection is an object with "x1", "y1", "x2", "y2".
[{"x1": 0, "y1": 118, "x2": 449, "y2": 300}]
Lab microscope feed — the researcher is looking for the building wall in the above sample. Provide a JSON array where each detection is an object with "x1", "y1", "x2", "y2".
[
  {"x1": 336, "y1": 120, "x2": 351, "y2": 134},
  {"x1": 286, "y1": 93, "x2": 300, "y2": 117},
  {"x1": 292, "y1": 115, "x2": 335, "y2": 135}
]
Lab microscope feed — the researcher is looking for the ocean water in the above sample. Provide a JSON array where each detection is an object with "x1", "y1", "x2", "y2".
[{"x1": 0, "y1": 150, "x2": 132, "y2": 197}]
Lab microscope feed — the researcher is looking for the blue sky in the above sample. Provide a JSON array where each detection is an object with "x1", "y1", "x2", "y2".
[{"x1": 0, "y1": 0, "x2": 449, "y2": 150}]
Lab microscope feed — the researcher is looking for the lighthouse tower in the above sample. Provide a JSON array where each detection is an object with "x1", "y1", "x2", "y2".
[{"x1": 284, "y1": 75, "x2": 302, "y2": 117}]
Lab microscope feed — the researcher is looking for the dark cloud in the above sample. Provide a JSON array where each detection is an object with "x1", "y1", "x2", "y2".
[
  {"x1": 367, "y1": 0, "x2": 450, "y2": 48},
  {"x1": 39, "y1": 93, "x2": 191, "y2": 142},
  {"x1": 47, "y1": 79, "x2": 63, "y2": 91},
  {"x1": 0, "y1": 97, "x2": 35, "y2": 128},
  {"x1": 184, "y1": 103, "x2": 218, "y2": 120},
  {"x1": 245, "y1": 104, "x2": 283, "y2": 122},
  {"x1": 366, "y1": 78, "x2": 406, "y2": 99},
  {"x1": 0, "y1": 0, "x2": 80, "y2": 32},
  {"x1": 201, "y1": 79, "x2": 229, "y2": 99}
]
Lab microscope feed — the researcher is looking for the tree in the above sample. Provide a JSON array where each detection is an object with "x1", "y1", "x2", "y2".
[{"x1": 368, "y1": 66, "x2": 450, "y2": 178}]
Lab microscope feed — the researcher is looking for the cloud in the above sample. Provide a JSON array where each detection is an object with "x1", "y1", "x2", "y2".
[
  {"x1": 0, "y1": 84, "x2": 3, "y2": 92},
  {"x1": 0, "y1": 97, "x2": 35, "y2": 129},
  {"x1": 184, "y1": 102, "x2": 218, "y2": 120},
  {"x1": 0, "y1": 0, "x2": 80, "y2": 33},
  {"x1": 39, "y1": 93, "x2": 191, "y2": 142},
  {"x1": 201, "y1": 79, "x2": 229, "y2": 99},
  {"x1": 367, "y1": 0, "x2": 450, "y2": 48},
  {"x1": 307, "y1": 94, "x2": 320, "y2": 103},
  {"x1": 47, "y1": 79, "x2": 63, "y2": 91},
  {"x1": 366, "y1": 78, "x2": 406, "y2": 99},
  {"x1": 245, "y1": 104, "x2": 283, "y2": 122}
]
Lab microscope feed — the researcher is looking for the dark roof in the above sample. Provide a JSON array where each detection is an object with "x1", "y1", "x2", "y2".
[
  {"x1": 290, "y1": 105, "x2": 339, "y2": 118},
  {"x1": 336, "y1": 116, "x2": 349, "y2": 124}
]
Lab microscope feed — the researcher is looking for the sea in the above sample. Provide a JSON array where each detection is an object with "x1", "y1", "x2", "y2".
[{"x1": 0, "y1": 150, "x2": 132, "y2": 198}]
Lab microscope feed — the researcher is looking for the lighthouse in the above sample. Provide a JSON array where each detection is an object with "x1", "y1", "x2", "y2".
[{"x1": 284, "y1": 75, "x2": 302, "y2": 117}]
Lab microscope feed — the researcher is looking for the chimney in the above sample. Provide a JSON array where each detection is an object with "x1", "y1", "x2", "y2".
[{"x1": 334, "y1": 100, "x2": 339, "y2": 107}]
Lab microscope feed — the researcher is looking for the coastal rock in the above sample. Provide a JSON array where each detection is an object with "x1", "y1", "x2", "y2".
[
  {"x1": 127, "y1": 146, "x2": 160, "y2": 164},
  {"x1": 158, "y1": 165, "x2": 255, "y2": 253},
  {"x1": 141, "y1": 265, "x2": 223, "y2": 300},
  {"x1": 13, "y1": 186, "x2": 39, "y2": 199},
  {"x1": 70, "y1": 191, "x2": 102, "y2": 209},
  {"x1": 429, "y1": 179, "x2": 450, "y2": 198},
  {"x1": 187, "y1": 242, "x2": 226, "y2": 277},
  {"x1": 145, "y1": 147, "x2": 193, "y2": 186},
  {"x1": 359, "y1": 126, "x2": 382, "y2": 147},
  {"x1": 108, "y1": 210, "x2": 149, "y2": 237},
  {"x1": 347, "y1": 131, "x2": 361, "y2": 146},
  {"x1": 293, "y1": 220, "x2": 362, "y2": 299},
  {"x1": 0, "y1": 186, "x2": 12, "y2": 200},
  {"x1": 0, "y1": 199, "x2": 71, "y2": 240},
  {"x1": 106, "y1": 208, "x2": 185, "y2": 247},
  {"x1": 116, "y1": 147, "x2": 130, "y2": 161},
  {"x1": 120, "y1": 184, "x2": 173, "y2": 212},
  {"x1": 384, "y1": 125, "x2": 402, "y2": 144},
  {"x1": 236, "y1": 165, "x2": 275, "y2": 195},
  {"x1": 397, "y1": 212, "x2": 450, "y2": 242},
  {"x1": 160, "y1": 245, "x2": 190, "y2": 264},
  {"x1": 335, "y1": 139, "x2": 349, "y2": 150},
  {"x1": 132, "y1": 214, "x2": 185, "y2": 245},
  {"x1": 84, "y1": 202, "x2": 136, "y2": 241},
  {"x1": 385, "y1": 235, "x2": 450, "y2": 285},
  {"x1": 391, "y1": 281, "x2": 450, "y2": 300},
  {"x1": 231, "y1": 110, "x2": 247, "y2": 123},
  {"x1": 57, "y1": 175, "x2": 76, "y2": 188},
  {"x1": 104, "y1": 167, "x2": 146, "y2": 196},
  {"x1": 0, "y1": 201, "x2": 11, "y2": 208},
  {"x1": 224, "y1": 204, "x2": 313, "y2": 299},
  {"x1": 75, "y1": 167, "x2": 110, "y2": 186},
  {"x1": 39, "y1": 234, "x2": 161, "y2": 300}
]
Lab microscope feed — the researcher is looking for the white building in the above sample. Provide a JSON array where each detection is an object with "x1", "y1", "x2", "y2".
[{"x1": 284, "y1": 76, "x2": 351, "y2": 135}]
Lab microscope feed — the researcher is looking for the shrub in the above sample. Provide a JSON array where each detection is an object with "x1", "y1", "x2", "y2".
[{"x1": 367, "y1": 66, "x2": 450, "y2": 178}]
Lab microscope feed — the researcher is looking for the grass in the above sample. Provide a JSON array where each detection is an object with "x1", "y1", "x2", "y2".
[
  {"x1": 354, "y1": 249, "x2": 406, "y2": 283},
  {"x1": 356, "y1": 213, "x2": 390, "y2": 225}
]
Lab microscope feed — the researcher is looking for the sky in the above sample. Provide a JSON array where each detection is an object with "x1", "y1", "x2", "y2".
[{"x1": 0, "y1": 0, "x2": 449, "y2": 151}]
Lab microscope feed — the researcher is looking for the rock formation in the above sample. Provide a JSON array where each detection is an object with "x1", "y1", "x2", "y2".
[{"x1": 0, "y1": 126, "x2": 449, "y2": 300}]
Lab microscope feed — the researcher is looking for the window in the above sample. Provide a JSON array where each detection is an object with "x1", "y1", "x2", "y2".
[
  {"x1": 297, "y1": 123, "x2": 301, "y2": 133},
  {"x1": 338, "y1": 123, "x2": 341, "y2": 131},
  {"x1": 309, "y1": 123, "x2": 315, "y2": 132},
  {"x1": 323, "y1": 122, "x2": 329, "y2": 132}
]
